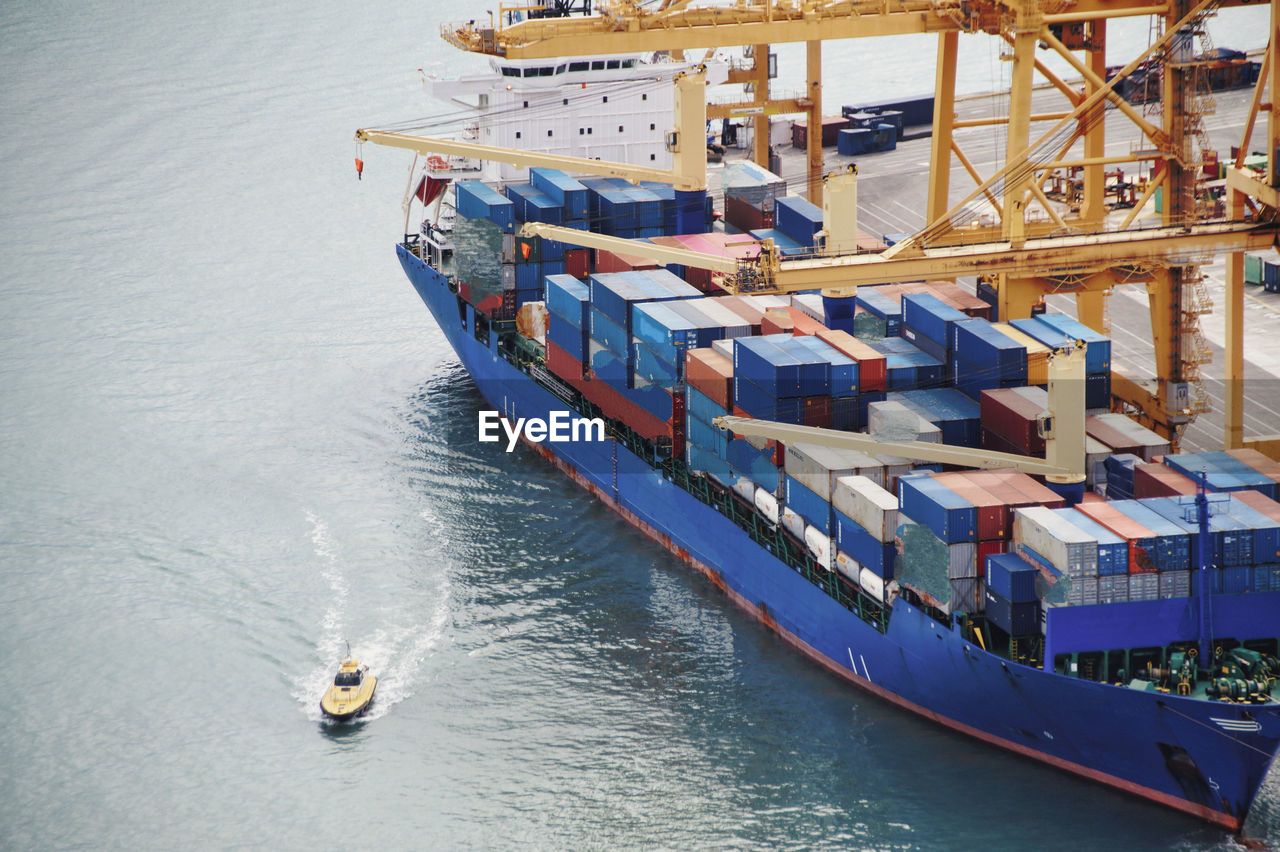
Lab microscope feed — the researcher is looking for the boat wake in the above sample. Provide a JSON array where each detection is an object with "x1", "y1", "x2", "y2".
[{"x1": 293, "y1": 510, "x2": 451, "y2": 723}]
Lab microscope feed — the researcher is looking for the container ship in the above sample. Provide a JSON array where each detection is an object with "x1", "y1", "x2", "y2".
[{"x1": 359, "y1": 54, "x2": 1280, "y2": 833}]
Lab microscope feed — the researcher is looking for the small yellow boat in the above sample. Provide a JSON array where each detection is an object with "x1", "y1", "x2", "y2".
[{"x1": 319, "y1": 657, "x2": 377, "y2": 721}]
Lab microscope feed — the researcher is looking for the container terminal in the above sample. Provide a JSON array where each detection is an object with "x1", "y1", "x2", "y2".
[{"x1": 353, "y1": 0, "x2": 1280, "y2": 834}]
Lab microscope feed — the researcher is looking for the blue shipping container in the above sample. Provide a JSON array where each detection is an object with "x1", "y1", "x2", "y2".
[
  {"x1": 899, "y1": 474, "x2": 977, "y2": 543},
  {"x1": 786, "y1": 475, "x2": 832, "y2": 535},
  {"x1": 986, "y1": 553, "x2": 1039, "y2": 603},
  {"x1": 455, "y1": 181, "x2": 516, "y2": 231}
]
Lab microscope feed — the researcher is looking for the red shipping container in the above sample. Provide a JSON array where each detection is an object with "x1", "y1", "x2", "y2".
[
  {"x1": 761, "y1": 310, "x2": 795, "y2": 336},
  {"x1": 1132, "y1": 463, "x2": 1197, "y2": 498},
  {"x1": 977, "y1": 539, "x2": 1005, "y2": 574},
  {"x1": 933, "y1": 472, "x2": 1011, "y2": 540},
  {"x1": 980, "y1": 389, "x2": 1045, "y2": 455},
  {"x1": 816, "y1": 328, "x2": 887, "y2": 391},
  {"x1": 685, "y1": 348, "x2": 734, "y2": 409},
  {"x1": 802, "y1": 395, "x2": 833, "y2": 429},
  {"x1": 780, "y1": 305, "x2": 828, "y2": 336},
  {"x1": 594, "y1": 246, "x2": 657, "y2": 274},
  {"x1": 724, "y1": 196, "x2": 771, "y2": 232},
  {"x1": 545, "y1": 339, "x2": 584, "y2": 383},
  {"x1": 1085, "y1": 416, "x2": 1141, "y2": 456},
  {"x1": 1072, "y1": 501, "x2": 1156, "y2": 574},
  {"x1": 564, "y1": 248, "x2": 590, "y2": 280}
]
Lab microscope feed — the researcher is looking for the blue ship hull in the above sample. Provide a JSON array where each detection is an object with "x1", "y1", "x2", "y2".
[{"x1": 398, "y1": 244, "x2": 1280, "y2": 832}]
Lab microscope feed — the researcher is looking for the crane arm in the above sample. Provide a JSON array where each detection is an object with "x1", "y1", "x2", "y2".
[
  {"x1": 713, "y1": 416, "x2": 1078, "y2": 477},
  {"x1": 353, "y1": 129, "x2": 690, "y2": 188},
  {"x1": 518, "y1": 222, "x2": 741, "y2": 273},
  {"x1": 751, "y1": 220, "x2": 1280, "y2": 294}
]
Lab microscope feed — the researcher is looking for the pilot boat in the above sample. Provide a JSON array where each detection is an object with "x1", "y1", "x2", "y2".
[{"x1": 319, "y1": 657, "x2": 377, "y2": 721}]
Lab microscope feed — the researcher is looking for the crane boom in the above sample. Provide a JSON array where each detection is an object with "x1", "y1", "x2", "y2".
[
  {"x1": 714, "y1": 417, "x2": 1077, "y2": 477},
  {"x1": 355, "y1": 68, "x2": 710, "y2": 191}
]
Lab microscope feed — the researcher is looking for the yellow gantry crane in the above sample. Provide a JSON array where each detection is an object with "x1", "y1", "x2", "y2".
[{"x1": 372, "y1": 0, "x2": 1280, "y2": 454}]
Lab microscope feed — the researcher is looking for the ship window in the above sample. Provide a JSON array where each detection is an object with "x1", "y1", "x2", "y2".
[
  {"x1": 556, "y1": 64, "x2": 566, "y2": 73},
  {"x1": 602, "y1": 96, "x2": 608, "y2": 103},
  {"x1": 523, "y1": 100, "x2": 529, "y2": 108},
  {"x1": 334, "y1": 672, "x2": 361, "y2": 687},
  {"x1": 579, "y1": 128, "x2": 584, "y2": 135},
  {"x1": 501, "y1": 67, "x2": 519, "y2": 77},
  {"x1": 569, "y1": 61, "x2": 589, "y2": 72},
  {"x1": 591, "y1": 60, "x2": 604, "y2": 70},
  {"x1": 547, "y1": 130, "x2": 553, "y2": 137},
  {"x1": 587, "y1": 127, "x2": 592, "y2": 134},
  {"x1": 649, "y1": 123, "x2": 655, "y2": 131},
  {"x1": 537, "y1": 66, "x2": 553, "y2": 77},
  {"x1": 642, "y1": 93, "x2": 648, "y2": 101},
  {"x1": 515, "y1": 131, "x2": 521, "y2": 139},
  {"x1": 618, "y1": 125, "x2": 624, "y2": 133},
  {"x1": 650, "y1": 154, "x2": 656, "y2": 161},
  {"x1": 606, "y1": 60, "x2": 620, "y2": 69},
  {"x1": 563, "y1": 98, "x2": 568, "y2": 105},
  {"x1": 623, "y1": 59, "x2": 636, "y2": 68}
]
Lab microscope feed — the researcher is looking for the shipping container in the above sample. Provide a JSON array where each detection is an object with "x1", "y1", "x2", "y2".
[
  {"x1": 785, "y1": 474, "x2": 832, "y2": 534},
  {"x1": 985, "y1": 587, "x2": 1040, "y2": 634},
  {"x1": 986, "y1": 552, "x2": 1039, "y2": 603},
  {"x1": 455, "y1": 180, "x2": 517, "y2": 231},
  {"x1": 868, "y1": 400, "x2": 942, "y2": 443},
  {"x1": 833, "y1": 509, "x2": 896, "y2": 578},
  {"x1": 951, "y1": 319, "x2": 1028, "y2": 384},
  {"x1": 774, "y1": 195, "x2": 824, "y2": 247},
  {"x1": 1106, "y1": 500, "x2": 1192, "y2": 572},
  {"x1": 816, "y1": 329, "x2": 887, "y2": 391},
  {"x1": 684, "y1": 348, "x2": 734, "y2": 409},
  {"x1": 933, "y1": 472, "x2": 1011, "y2": 541},
  {"x1": 734, "y1": 335, "x2": 805, "y2": 398},
  {"x1": 786, "y1": 442, "x2": 884, "y2": 501},
  {"x1": 991, "y1": 323, "x2": 1050, "y2": 385},
  {"x1": 901, "y1": 293, "x2": 968, "y2": 349},
  {"x1": 832, "y1": 475, "x2": 897, "y2": 541},
  {"x1": 1013, "y1": 506, "x2": 1099, "y2": 578},
  {"x1": 899, "y1": 474, "x2": 978, "y2": 543},
  {"x1": 544, "y1": 275, "x2": 590, "y2": 327}
]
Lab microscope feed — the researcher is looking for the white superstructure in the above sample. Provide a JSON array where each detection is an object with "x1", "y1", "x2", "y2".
[{"x1": 425, "y1": 54, "x2": 727, "y2": 182}]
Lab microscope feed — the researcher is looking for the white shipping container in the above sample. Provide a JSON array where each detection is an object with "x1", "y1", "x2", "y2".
[
  {"x1": 741, "y1": 294, "x2": 790, "y2": 310},
  {"x1": 732, "y1": 477, "x2": 756, "y2": 504},
  {"x1": 1098, "y1": 573, "x2": 1130, "y2": 604},
  {"x1": 947, "y1": 541, "x2": 978, "y2": 579},
  {"x1": 1013, "y1": 506, "x2": 1099, "y2": 578},
  {"x1": 1078, "y1": 575, "x2": 1099, "y2": 605},
  {"x1": 804, "y1": 525, "x2": 832, "y2": 570},
  {"x1": 860, "y1": 567, "x2": 885, "y2": 602},
  {"x1": 833, "y1": 475, "x2": 899, "y2": 542},
  {"x1": 711, "y1": 338, "x2": 734, "y2": 359},
  {"x1": 1159, "y1": 570, "x2": 1191, "y2": 598},
  {"x1": 834, "y1": 549, "x2": 862, "y2": 584},
  {"x1": 690, "y1": 299, "x2": 753, "y2": 339},
  {"x1": 1130, "y1": 571, "x2": 1160, "y2": 601},
  {"x1": 785, "y1": 441, "x2": 883, "y2": 501},
  {"x1": 782, "y1": 506, "x2": 806, "y2": 540},
  {"x1": 790, "y1": 293, "x2": 825, "y2": 322},
  {"x1": 1084, "y1": 437, "x2": 1109, "y2": 488},
  {"x1": 868, "y1": 400, "x2": 942, "y2": 444},
  {"x1": 754, "y1": 487, "x2": 779, "y2": 525}
]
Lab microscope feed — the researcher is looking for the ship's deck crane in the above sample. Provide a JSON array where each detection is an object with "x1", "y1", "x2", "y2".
[
  {"x1": 714, "y1": 346, "x2": 1090, "y2": 484},
  {"x1": 432, "y1": 0, "x2": 1280, "y2": 456}
]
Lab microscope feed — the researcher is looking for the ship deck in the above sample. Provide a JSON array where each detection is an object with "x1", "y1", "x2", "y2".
[{"x1": 719, "y1": 81, "x2": 1280, "y2": 452}]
